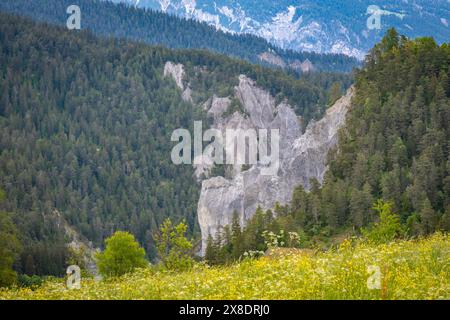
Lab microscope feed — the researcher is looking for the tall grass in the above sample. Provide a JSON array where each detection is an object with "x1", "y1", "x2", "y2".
[{"x1": 1, "y1": 233, "x2": 448, "y2": 300}]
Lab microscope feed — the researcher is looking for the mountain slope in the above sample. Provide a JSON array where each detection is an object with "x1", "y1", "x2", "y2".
[
  {"x1": 0, "y1": 0, "x2": 358, "y2": 73},
  {"x1": 197, "y1": 79, "x2": 353, "y2": 254},
  {"x1": 215, "y1": 30, "x2": 450, "y2": 262},
  {"x1": 0, "y1": 12, "x2": 342, "y2": 276},
  {"x1": 119, "y1": 0, "x2": 450, "y2": 59}
]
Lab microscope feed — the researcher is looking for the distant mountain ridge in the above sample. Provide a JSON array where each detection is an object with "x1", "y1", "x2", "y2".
[
  {"x1": 0, "y1": 0, "x2": 358, "y2": 73},
  {"x1": 115, "y1": 0, "x2": 450, "y2": 59}
]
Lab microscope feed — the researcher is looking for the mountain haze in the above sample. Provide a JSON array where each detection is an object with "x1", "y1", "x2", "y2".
[
  {"x1": 117, "y1": 0, "x2": 450, "y2": 59},
  {"x1": 0, "y1": 0, "x2": 358, "y2": 73}
]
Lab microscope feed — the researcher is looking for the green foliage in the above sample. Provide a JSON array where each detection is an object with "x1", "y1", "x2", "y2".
[
  {"x1": 262, "y1": 230, "x2": 286, "y2": 248},
  {"x1": 328, "y1": 81, "x2": 343, "y2": 105},
  {"x1": 0, "y1": 192, "x2": 22, "y2": 287},
  {"x1": 362, "y1": 200, "x2": 404, "y2": 244},
  {"x1": 288, "y1": 29, "x2": 449, "y2": 240},
  {"x1": 154, "y1": 219, "x2": 193, "y2": 271},
  {"x1": 66, "y1": 246, "x2": 87, "y2": 272},
  {"x1": 0, "y1": 12, "x2": 203, "y2": 275},
  {"x1": 2, "y1": 234, "x2": 448, "y2": 300},
  {"x1": 327, "y1": 29, "x2": 449, "y2": 236},
  {"x1": 96, "y1": 231, "x2": 147, "y2": 277},
  {"x1": 205, "y1": 211, "x2": 245, "y2": 265},
  {"x1": 17, "y1": 274, "x2": 45, "y2": 288}
]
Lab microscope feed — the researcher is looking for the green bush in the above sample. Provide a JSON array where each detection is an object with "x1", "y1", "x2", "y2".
[
  {"x1": 17, "y1": 274, "x2": 45, "y2": 288},
  {"x1": 155, "y1": 219, "x2": 194, "y2": 271},
  {"x1": 362, "y1": 200, "x2": 404, "y2": 244},
  {"x1": 96, "y1": 231, "x2": 147, "y2": 277}
]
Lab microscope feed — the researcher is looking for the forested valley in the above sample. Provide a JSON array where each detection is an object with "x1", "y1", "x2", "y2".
[
  {"x1": 0, "y1": 0, "x2": 448, "y2": 301},
  {"x1": 0, "y1": 12, "x2": 347, "y2": 277}
]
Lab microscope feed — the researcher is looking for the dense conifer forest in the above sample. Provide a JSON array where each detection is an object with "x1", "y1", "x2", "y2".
[
  {"x1": 0, "y1": 12, "x2": 345, "y2": 276},
  {"x1": 0, "y1": 1, "x2": 448, "y2": 302}
]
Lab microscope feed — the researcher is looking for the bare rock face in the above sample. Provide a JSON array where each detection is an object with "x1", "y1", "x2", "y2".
[
  {"x1": 258, "y1": 51, "x2": 287, "y2": 69},
  {"x1": 257, "y1": 51, "x2": 315, "y2": 74},
  {"x1": 164, "y1": 61, "x2": 185, "y2": 90},
  {"x1": 234, "y1": 75, "x2": 277, "y2": 128},
  {"x1": 164, "y1": 61, "x2": 193, "y2": 102},
  {"x1": 162, "y1": 61, "x2": 352, "y2": 254},
  {"x1": 207, "y1": 95, "x2": 231, "y2": 120},
  {"x1": 289, "y1": 59, "x2": 314, "y2": 73},
  {"x1": 197, "y1": 175, "x2": 245, "y2": 236},
  {"x1": 289, "y1": 88, "x2": 352, "y2": 187},
  {"x1": 181, "y1": 87, "x2": 193, "y2": 103},
  {"x1": 198, "y1": 82, "x2": 354, "y2": 254}
]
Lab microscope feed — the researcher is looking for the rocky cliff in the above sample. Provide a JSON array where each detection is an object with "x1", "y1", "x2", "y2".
[
  {"x1": 163, "y1": 61, "x2": 353, "y2": 255},
  {"x1": 164, "y1": 61, "x2": 193, "y2": 102},
  {"x1": 197, "y1": 82, "x2": 353, "y2": 254}
]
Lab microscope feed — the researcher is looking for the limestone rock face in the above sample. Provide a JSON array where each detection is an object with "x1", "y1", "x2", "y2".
[
  {"x1": 258, "y1": 51, "x2": 287, "y2": 69},
  {"x1": 207, "y1": 95, "x2": 231, "y2": 120},
  {"x1": 164, "y1": 61, "x2": 192, "y2": 102},
  {"x1": 257, "y1": 52, "x2": 315, "y2": 74},
  {"x1": 234, "y1": 75, "x2": 276, "y2": 129},
  {"x1": 289, "y1": 59, "x2": 314, "y2": 73},
  {"x1": 162, "y1": 61, "x2": 353, "y2": 254},
  {"x1": 198, "y1": 82, "x2": 354, "y2": 254},
  {"x1": 181, "y1": 87, "x2": 193, "y2": 103},
  {"x1": 164, "y1": 61, "x2": 185, "y2": 90}
]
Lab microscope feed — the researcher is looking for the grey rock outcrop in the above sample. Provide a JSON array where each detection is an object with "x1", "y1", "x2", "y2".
[
  {"x1": 207, "y1": 95, "x2": 231, "y2": 120},
  {"x1": 164, "y1": 61, "x2": 185, "y2": 90},
  {"x1": 164, "y1": 61, "x2": 193, "y2": 103},
  {"x1": 198, "y1": 82, "x2": 353, "y2": 254},
  {"x1": 257, "y1": 52, "x2": 315, "y2": 73},
  {"x1": 258, "y1": 51, "x2": 287, "y2": 69},
  {"x1": 163, "y1": 61, "x2": 352, "y2": 255},
  {"x1": 289, "y1": 59, "x2": 314, "y2": 73}
]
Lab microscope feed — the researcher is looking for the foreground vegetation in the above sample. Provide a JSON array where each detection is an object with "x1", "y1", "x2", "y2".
[{"x1": 1, "y1": 233, "x2": 448, "y2": 300}]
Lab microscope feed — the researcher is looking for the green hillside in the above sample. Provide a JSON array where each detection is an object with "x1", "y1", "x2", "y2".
[
  {"x1": 205, "y1": 30, "x2": 450, "y2": 265},
  {"x1": 0, "y1": 12, "x2": 340, "y2": 276}
]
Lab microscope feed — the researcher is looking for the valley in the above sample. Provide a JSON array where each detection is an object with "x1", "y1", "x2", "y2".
[{"x1": 0, "y1": 0, "x2": 448, "y2": 301}]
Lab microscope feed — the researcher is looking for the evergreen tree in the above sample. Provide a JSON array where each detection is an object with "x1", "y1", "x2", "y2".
[
  {"x1": 0, "y1": 192, "x2": 22, "y2": 287},
  {"x1": 154, "y1": 219, "x2": 193, "y2": 271}
]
